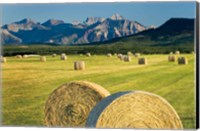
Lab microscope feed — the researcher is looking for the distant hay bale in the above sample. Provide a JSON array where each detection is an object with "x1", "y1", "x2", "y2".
[
  {"x1": 74, "y1": 61, "x2": 85, "y2": 70},
  {"x1": 138, "y1": 58, "x2": 147, "y2": 65},
  {"x1": 134, "y1": 53, "x2": 140, "y2": 57},
  {"x1": 117, "y1": 54, "x2": 124, "y2": 60},
  {"x1": 178, "y1": 57, "x2": 188, "y2": 65},
  {"x1": 175, "y1": 51, "x2": 180, "y2": 55},
  {"x1": 123, "y1": 55, "x2": 131, "y2": 62},
  {"x1": 44, "y1": 81, "x2": 110, "y2": 127},
  {"x1": 168, "y1": 55, "x2": 176, "y2": 62},
  {"x1": 127, "y1": 51, "x2": 132, "y2": 56},
  {"x1": 61, "y1": 54, "x2": 67, "y2": 60},
  {"x1": 40, "y1": 56, "x2": 46, "y2": 62},
  {"x1": 52, "y1": 54, "x2": 57, "y2": 57},
  {"x1": 169, "y1": 52, "x2": 173, "y2": 55},
  {"x1": 1, "y1": 57, "x2": 7, "y2": 63},
  {"x1": 86, "y1": 91, "x2": 183, "y2": 129},
  {"x1": 86, "y1": 53, "x2": 91, "y2": 57},
  {"x1": 114, "y1": 53, "x2": 117, "y2": 56},
  {"x1": 16, "y1": 55, "x2": 22, "y2": 58},
  {"x1": 107, "y1": 53, "x2": 112, "y2": 57},
  {"x1": 22, "y1": 54, "x2": 28, "y2": 58}
]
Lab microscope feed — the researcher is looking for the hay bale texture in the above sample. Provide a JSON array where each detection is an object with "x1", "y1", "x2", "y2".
[
  {"x1": 123, "y1": 55, "x2": 131, "y2": 62},
  {"x1": 40, "y1": 56, "x2": 46, "y2": 62},
  {"x1": 23, "y1": 54, "x2": 28, "y2": 58},
  {"x1": 117, "y1": 54, "x2": 124, "y2": 61},
  {"x1": 178, "y1": 57, "x2": 188, "y2": 65},
  {"x1": 16, "y1": 55, "x2": 22, "y2": 58},
  {"x1": 175, "y1": 51, "x2": 180, "y2": 55},
  {"x1": 168, "y1": 55, "x2": 176, "y2": 62},
  {"x1": 86, "y1": 91, "x2": 183, "y2": 129},
  {"x1": 74, "y1": 61, "x2": 85, "y2": 70},
  {"x1": 138, "y1": 58, "x2": 147, "y2": 65},
  {"x1": 44, "y1": 81, "x2": 110, "y2": 127},
  {"x1": 52, "y1": 54, "x2": 57, "y2": 57},
  {"x1": 86, "y1": 53, "x2": 91, "y2": 57},
  {"x1": 134, "y1": 53, "x2": 140, "y2": 57},
  {"x1": 107, "y1": 53, "x2": 112, "y2": 57},
  {"x1": 1, "y1": 57, "x2": 6, "y2": 63},
  {"x1": 61, "y1": 54, "x2": 67, "y2": 60}
]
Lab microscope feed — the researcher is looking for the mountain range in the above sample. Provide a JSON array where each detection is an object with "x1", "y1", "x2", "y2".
[{"x1": 1, "y1": 14, "x2": 150, "y2": 45}]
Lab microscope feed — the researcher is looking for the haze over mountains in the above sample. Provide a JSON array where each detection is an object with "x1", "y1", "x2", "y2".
[{"x1": 1, "y1": 14, "x2": 150, "y2": 45}]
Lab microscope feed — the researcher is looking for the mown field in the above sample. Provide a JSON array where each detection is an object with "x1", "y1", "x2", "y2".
[{"x1": 2, "y1": 54, "x2": 196, "y2": 128}]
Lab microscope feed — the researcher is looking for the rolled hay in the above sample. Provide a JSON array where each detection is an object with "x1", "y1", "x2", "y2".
[
  {"x1": 134, "y1": 53, "x2": 140, "y2": 57},
  {"x1": 178, "y1": 57, "x2": 188, "y2": 65},
  {"x1": 61, "y1": 54, "x2": 67, "y2": 60},
  {"x1": 117, "y1": 54, "x2": 124, "y2": 61},
  {"x1": 86, "y1": 91, "x2": 183, "y2": 129},
  {"x1": 127, "y1": 51, "x2": 133, "y2": 56},
  {"x1": 40, "y1": 56, "x2": 46, "y2": 62},
  {"x1": 16, "y1": 55, "x2": 22, "y2": 58},
  {"x1": 86, "y1": 53, "x2": 91, "y2": 57},
  {"x1": 74, "y1": 61, "x2": 85, "y2": 70},
  {"x1": 168, "y1": 55, "x2": 176, "y2": 62},
  {"x1": 175, "y1": 51, "x2": 180, "y2": 55},
  {"x1": 1, "y1": 57, "x2": 7, "y2": 63},
  {"x1": 44, "y1": 81, "x2": 110, "y2": 127},
  {"x1": 114, "y1": 53, "x2": 117, "y2": 56},
  {"x1": 23, "y1": 54, "x2": 28, "y2": 58},
  {"x1": 138, "y1": 58, "x2": 147, "y2": 65},
  {"x1": 52, "y1": 54, "x2": 57, "y2": 57},
  {"x1": 169, "y1": 52, "x2": 173, "y2": 55},
  {"x1": 123, "y1": 55, "x2": 131, "y2": 62},
  {"x1": 107, "y1": 53, "x2": 112, "y2": 57}
]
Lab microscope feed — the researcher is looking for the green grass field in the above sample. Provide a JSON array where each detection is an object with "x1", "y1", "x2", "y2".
[{"x1": 2, "y1": 54, "x2": 196, "y2": 128}]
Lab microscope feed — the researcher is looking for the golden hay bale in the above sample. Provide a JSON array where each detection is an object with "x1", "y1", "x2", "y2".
[
  {"x1": 52, "y1": 54, "x2": 57, "y2": 57},
  {"x1": 60, "y1": 54, "x2": 67, "y2": 60},
  {"x1": 178, "y1": 57, "x2": 188, "y2": 65},
  {"x1": 107, "y1": 53, "x2": 112, "y2": 57},
  {"x1": 74, "y1": 61, "x2": 85, "y2": 70},
  {"x1": 86, "y1": 53, "x2": 91, "y2": 57},
  {"x1": 23, "y1": 54, "x2": 28, "y2": 58},
  {"x1": 44, "y1": 81, "x2": 110, "y2": 127},
  {"x1": 138, "y1": 58, "x2": 147, "y2": 65},
  {"x1": 169, "y1": 52, "x2": 173, "y2": 55},
  {"x1": 1, "y1": 57, "x2": 7, "y2": 63},
  {"x1": 86, "y1": 91, "x2": 183, "y2": 129},
  {"x1": 114, "y1": 53, "x2": 117, "y2": 56},
  {"x1": 16, "y1": 55, "x2": 22, "y2": 58},
  {"x1": 40, "y1": 56, "x2": 46, "y2": 62},
  {"x1": 168, "y1": 55, "x2": 176, "y2": 62},
  {"x1": 175, "y1": 51, "x2": 180, "y2": 55},
  {"x1": 134, "y1": 53, "x2": 140, "y2": 57},
  {"x1": 123, "y1": 55, "x2": 131, "y2": 62},
  {"x1": 127, "y1": 51, "x2": 132, "y2": 56},
  {"x1": 117, "y1": 54, "x2": 124, "y2": 60}
]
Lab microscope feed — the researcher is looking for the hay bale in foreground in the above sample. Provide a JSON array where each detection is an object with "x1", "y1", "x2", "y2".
[
  {"x1": 86, "y1": 91, "x2": 183, "y2": 129},
  {"x1": 86, "y1": 53, "x2": 91, "y2": 57},
  {"x1": 138, "y1": 58, "x2": 147, "y2": 65},
  {"x1": 52, "y1": 54, "x2": 57, "y2": 57},
  {"x1": 1, "y1": 57, "x2": 7, "y2": 63},
  {"x1": 123, "y1": 55, "x2": 131, "y2": 62},
  {"x1": 16, "y1": 55, "x2": 22, "y2": 58},
  {"x1": 178, "y1": 57, "x2": 188, "y2": 65},
  {"x1": 61, "y1": 54, "x2": 67, "y2": 60},
  {"x1": 40, "y1": 56, "x2": 46, "y2": 62},
  {"x1": 107, "y1": 53, "x2": 112, "y2": 57},
  {"x1": 74, "y1": 61, "x2": 85, "y2": 70},
  {"x1": 44, "y1": 81, "x2": 110, "y2": 127},
  {"x1": 168, "y1": 55, "x2": 176, "y2": 62}
]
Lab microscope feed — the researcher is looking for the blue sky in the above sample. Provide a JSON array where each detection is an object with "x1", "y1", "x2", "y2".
[{"x1": 2, "y1": 2, "x2": 196, "y2": 27}]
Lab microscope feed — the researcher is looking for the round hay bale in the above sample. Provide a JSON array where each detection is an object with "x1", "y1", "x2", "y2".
[
  {"x1": 44, "y1": 81, "x2": 110, "y2": 127},
  {"x1": 168, "y1": 55, "x2": 176, "y2": 62},
  {"x1": 117, "y1": 54, "x2": 124, "y2": 61},
  {"x1": 1, "y1": 57, "x2": 7, "y2": 63},
  {"x1": 178, "y1": 57, "x2": 188, "y2": 65},
  {"x1": 60, "y1": 54, "x2": 67, "y2": 60},
  {"x1": 134, "y1": 53, "x2": 140, "y2": 57},
  {"x1": 23, "y1": 54, "x2": 28, "y2": 58},
  {"x1": 127, "y1": 51, "x2": 132, "y2": 56},
  {"x1": 138, "y1": 58, "x2": 147, "y2": 65},
  {"x1": 175, "y1": 51, "x2": 180, "y2": 55},
  {"x1": 40, "y1": 56, "x2": 46, "y2": 62},
  {"x1": 123, "y1": 55, "x2": 131, "y2": 62},
  {"x1": 16, "y1": 55, "x2": 22, "y2": 58},
  {"x1": 52, "y1": 54, "x2": 57, "y2": 57},
  {"x1": 107, "y1": 53, "x2": 112, "y2": 57},
  {"x1": 86, "y1": 53, "x2": 91, "y2": 57},
  {"x1": 114, "y1": 53, "x2": 117, "y2": 56},
  {"x1": 74, "y1": 61, "x2": 85, "y2": 70},
  {"x1": 169, "y1": 52, "x2": 173, "y2": 55},
  {"x1": 86, "y1": 91, "x2": 183, "y2": 129}
]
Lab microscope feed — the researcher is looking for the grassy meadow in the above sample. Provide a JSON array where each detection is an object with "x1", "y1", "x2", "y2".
[{"x1": 2, "y1": 53, "x2": 196, "y2": 128}]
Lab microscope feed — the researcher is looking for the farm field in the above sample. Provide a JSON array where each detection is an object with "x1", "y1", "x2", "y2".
[{"x1": 1, "y1": 54, "x2": 196, "y2": 128}]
